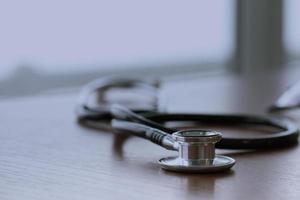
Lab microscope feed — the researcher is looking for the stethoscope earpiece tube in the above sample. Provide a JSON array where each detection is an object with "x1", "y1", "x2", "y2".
[
  {"x1": 110, "y1": 104, "x2": 173, "y2": 133},
  {"x1": 111, "y1": 119, "x2": 175, "y2": 150}
]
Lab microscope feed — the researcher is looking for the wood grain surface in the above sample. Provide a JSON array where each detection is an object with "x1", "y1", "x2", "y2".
[{"x1": 1, "y1": 68, "x2": 300, "y2": 200}]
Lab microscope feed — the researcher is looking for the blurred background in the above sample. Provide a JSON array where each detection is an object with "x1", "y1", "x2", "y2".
[{"x1": 1, "y1": 0, "x2": 300, "y2": 99}]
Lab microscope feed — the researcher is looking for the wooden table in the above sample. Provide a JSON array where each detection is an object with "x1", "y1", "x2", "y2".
[{"x1": 1, "y1": 68, "x2": 300, "y2": 199}]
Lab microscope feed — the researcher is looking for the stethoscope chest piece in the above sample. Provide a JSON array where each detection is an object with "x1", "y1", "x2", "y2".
[{"x1": 158, "y1": 130, "x2": 235, "y2": 173}]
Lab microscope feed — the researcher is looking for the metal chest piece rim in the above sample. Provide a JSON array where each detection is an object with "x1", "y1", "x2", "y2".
[{"x1": 158, "y1": 130, "x2": 235, "y2": 173}]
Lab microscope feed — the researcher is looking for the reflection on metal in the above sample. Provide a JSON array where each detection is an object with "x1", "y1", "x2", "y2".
[{"x1": 270, "y1": 80, "x2": 300, "y2": 112}]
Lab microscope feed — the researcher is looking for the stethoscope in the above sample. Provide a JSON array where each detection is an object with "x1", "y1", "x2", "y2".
[{"x1": 76, "y1": 77, "x2": 299, "y2": 173}]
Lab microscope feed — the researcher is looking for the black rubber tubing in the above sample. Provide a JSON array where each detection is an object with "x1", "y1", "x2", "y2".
[{"x1": 110, "y1": 105, "x2": 299, "y2": 149}]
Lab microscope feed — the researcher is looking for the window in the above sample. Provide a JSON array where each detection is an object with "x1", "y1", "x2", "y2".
[{"x1": 0, "y1": 0, "x2": 235, "y2": 81}]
